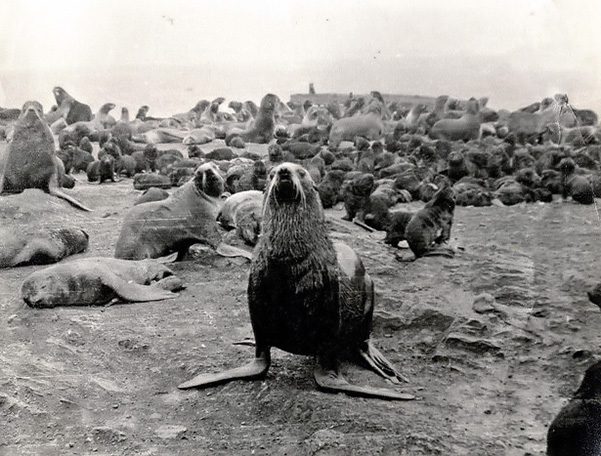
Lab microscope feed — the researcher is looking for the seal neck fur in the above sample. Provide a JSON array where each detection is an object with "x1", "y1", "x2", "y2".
[{"x1": 257, "y1": 163, "x2": 338, "y2": 294}]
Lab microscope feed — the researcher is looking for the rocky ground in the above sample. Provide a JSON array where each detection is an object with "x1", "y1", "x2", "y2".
[{"x1": 1, "y1": 141, "x2": 601, "y2": 455}]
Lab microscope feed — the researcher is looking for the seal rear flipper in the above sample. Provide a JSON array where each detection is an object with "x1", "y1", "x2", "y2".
[
  {"x1": 313, "y1": 365, "x2": 415, "y2": 401},
  {"x1": 100, "y1": 270, "x2": 177, "y2": 302},
  {"x1": 49, "y1": 188, "x2": 93, "y2": 212},
  {"x1": 358, "y1": 341, "x2": 410, "y2": 384},
  {"x1": 215, "y1": 241, "x2": 253, "y2": 260},
  {"x1": 178, "y1": 353, "x2": 270, "y2": 390}
]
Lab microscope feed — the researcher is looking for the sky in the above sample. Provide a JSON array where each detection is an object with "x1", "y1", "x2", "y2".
[{"x1": 0, "y1": 0, "x2": 600, "y2": 117}]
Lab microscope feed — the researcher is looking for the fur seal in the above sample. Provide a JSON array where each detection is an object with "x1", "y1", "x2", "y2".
[
  {"x1": 115, "y1": 162, "x2": 224, "y2": 260},
  {"x1": 236, "y1": 94, "x2": 280, "y2": 144},
  {"x1": 404, "y1": 186, "x2": 455, "y2": 259},
  {"x1": 217, "y1": 190, "x2": 263, "y2": 246},
  {"x1": 546, "y1": 360, "x2": 601, "y2": 455},
  {"x1": 87, "y1": 155, "x2": 117, "y2": 184},
  {"x1": 560, "y1": 158, "x2": 594, "y2": 204},
  {"x1": 134, "y1": 187, "x2": 170, "y2": 206},
  {"x1": 0, "y1": 101, "x2": 92, "y2": 211},
  {"x1": 178, "y1": 163, "x2": 414, "y2": 400},
  {"x1": 21, "y1": 255, "x2": 181, "y2": 308},
  {"x1": 0, "y1": 227, "x2": 88, "y2": 268},
  {"x1": 328, "y1": 111, "x2": 384, "y2": 148},
  {"x1": 429, "y1": 98, "x2": 481, "y2": 141},
  {"x1": 52, "y1": 87, "x2": 93, "y2": 125}
]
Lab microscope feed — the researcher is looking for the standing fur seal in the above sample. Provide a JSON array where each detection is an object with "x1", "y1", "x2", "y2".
[
  {"x1": 115, "y1": 162, "x2": 224, "y2": 260},
  {"x1": 179, "y1": 163, "x2": 414, "y2": 400},
  {"x1": 0, "y1": 101, "x2": 92, "y2": 211},
  {"x1": 52, "y1": 87, "x2": 93, "y2": 125},
  {"x1": 547, "y1": 360, "x2": 601, "y2": 455},
  {"x1": 0, "y1": 227, "x2": 88, "y2": 268},
  {"x1": 236, "y1": 94, "x2": 280, "y2": 144},
  {"x1": 404, "y1": 186, "x2": 455, "y2": 259},
  {"x1": 21, "y1": 255, "x2": 181, "y2": 308}
]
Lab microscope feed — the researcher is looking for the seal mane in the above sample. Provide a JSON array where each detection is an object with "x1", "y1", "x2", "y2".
[{"x1": 257, "y1": 164, "x2": 338, "y2": 294}]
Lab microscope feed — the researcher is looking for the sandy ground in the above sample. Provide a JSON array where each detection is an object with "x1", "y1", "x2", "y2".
[{"x1": 1, "y1": 140, "x2": 601, "y2": 456}]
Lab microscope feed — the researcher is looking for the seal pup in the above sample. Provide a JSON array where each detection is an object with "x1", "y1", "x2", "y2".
[
  {"x1": 21, "y1": 255, "x2": 181, "y2": 308},
  {"x1": 403, "y1": 186, "x2": 455, "y2": 259},
  {"x1": 179, "y1": 163, "x2": 414, "y2": 400},
  {"x1": 546, "y1": 360, "x2": 601, "y2": 455},
  {"x1": 0, "y1": 227, "x2": 88, "y2": 268},
  {"x1": 0, "y1": 101, "x2": 92, "y2": 211},
  {"x1": 559, "y1": 158, "x2": 594, "y2": 204},
  {"x1": 115, "y1": 162, "x2": 225, "y2": 260}
]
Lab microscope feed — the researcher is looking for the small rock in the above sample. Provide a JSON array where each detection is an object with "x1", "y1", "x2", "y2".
[
  {"x1": 155, "y1": 425, "x2": 188, "y2": 439},
  {"x1": 472, "y1": 293, "x2": 495, "y2": 314}
]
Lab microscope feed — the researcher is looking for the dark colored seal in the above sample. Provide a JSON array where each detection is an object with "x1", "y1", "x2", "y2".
[
  {"x1": 404, "y1": 186, "x2": 455, "y2": 259},
  {"x1": 178, "y1": 163, "x2": 414, "y2": 400},
  {"x1": 238, "y1": 94, "x2": 280, "y2": 144},
  {"x1": 0, "y1": 101, "x2": 92, "y2": 211},
  {"x1": 0, "y1": 227, "x2": 88, "y2": 268},
  {"x1": 560, "y1": 158, "x2": 595, "y2": 204},
  {"x1": 52, "y1": 86, "x2": 93, "y2": 125},
  {"x1": 547, "y1": 360, "x2": 601, "y2": 456}
]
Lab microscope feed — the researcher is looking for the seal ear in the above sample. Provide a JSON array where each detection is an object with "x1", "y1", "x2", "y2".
[{"x1": 156, "y1": 252, "x2": 178, "y2": 264}]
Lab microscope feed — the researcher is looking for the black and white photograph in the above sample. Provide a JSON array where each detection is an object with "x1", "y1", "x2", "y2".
[{"x1": 1, "y1": 0, "x2": 601, "y2": 454}]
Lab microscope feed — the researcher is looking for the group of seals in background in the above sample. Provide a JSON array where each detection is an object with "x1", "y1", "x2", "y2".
[{"x1": 0, "y1": 101, "x2": 92, "y2": 211}]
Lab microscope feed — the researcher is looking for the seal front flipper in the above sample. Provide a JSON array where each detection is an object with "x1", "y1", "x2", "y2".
[
  {"x1": 313, "y1": 364, "x2": 415, "y2": 401},
  {"x1": 422, "y1": 246, "x2": 455, "y2": 258},
  {"x1": 99, "y1": 268, "x2": 178, "y2": 302},
  {"x1": 178, "y1": 350, "x2": 271, "y2": 390}
]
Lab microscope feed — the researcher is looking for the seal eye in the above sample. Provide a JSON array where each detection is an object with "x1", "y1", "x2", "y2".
[{"x1": 298, "y1": 169, "x2": 306, "y2": 177}]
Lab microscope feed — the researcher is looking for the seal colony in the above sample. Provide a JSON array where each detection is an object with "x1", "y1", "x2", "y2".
[
  {"x1": 179, "y1": 163, "x2": 414, "y2": 400},
  {"x1": 1, "y1": 84, "x2": 601, "y2": 450}
]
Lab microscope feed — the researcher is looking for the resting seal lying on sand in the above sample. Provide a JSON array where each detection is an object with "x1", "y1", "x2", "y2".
[
  {"x1": 179, "y1": 163, "x2": 414, "y2": 400},
  {"x1": 21, "y1": 255, "x2": 182, "y2": 308},
  {"x1": 0, "y1": 227, "x2": 88, "y2": 268}
]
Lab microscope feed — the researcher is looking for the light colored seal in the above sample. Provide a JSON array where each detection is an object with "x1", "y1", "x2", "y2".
[
  {"x1": 0, "y1": 227, "x2": 88, "y2": 268},
  {"x1": 328, "y1": 107, "x2": 384, "y2": 148},
  {"x1": 179, "y1": 162, "x2": 414, "y2": 400},
  {"x1": 217, "y1": 190, "x2": 263, "y2": 246},
  {"x1": 429, "y1": 98, "x2": 481, "y2": 141},
  {"x1": 115, "y1": 162, "x2": 225, "y2": 260},
  {"x1": 21, "y1": 255, "x2": 181, "y2": 308},
  {"x1": 0, "y1": 101, "x2": 92, "y2": 211}
]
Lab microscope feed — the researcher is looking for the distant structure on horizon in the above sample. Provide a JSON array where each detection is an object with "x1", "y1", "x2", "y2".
[{"x1": 289, "y1": 91, "x2": 440, "y2": 109}]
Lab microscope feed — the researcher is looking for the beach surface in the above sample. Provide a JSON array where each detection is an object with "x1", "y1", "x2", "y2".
[{"x1": 1, "y1": 140, "x2": 600, "y2": 455}]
